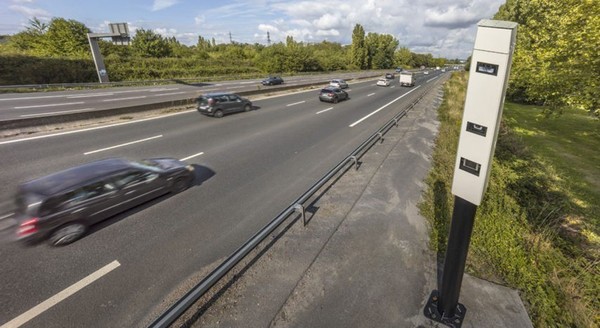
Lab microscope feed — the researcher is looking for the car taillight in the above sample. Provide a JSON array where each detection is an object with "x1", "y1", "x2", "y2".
[
  {"x1": 329, "y1": 93, "x2": 334, "y2": 97},
  {"x1": 18, "y1": 218, "x2": 39, "y2": 237}
]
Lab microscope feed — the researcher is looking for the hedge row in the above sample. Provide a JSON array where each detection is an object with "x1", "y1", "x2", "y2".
[{"x1": 0, "y1": 55, "x2": 264, "y2": 84}]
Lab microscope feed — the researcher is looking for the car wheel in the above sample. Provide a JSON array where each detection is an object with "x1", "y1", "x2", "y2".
[
  {"x1": 172, "y1": 177, "x2": 190, "y2": 193},
  {"x1": 213, "y1": 110, "x2": 224, "y2": 118},
  {"x1": 244, "y1": 104, "x2": 252, "y2": 112},
  {"x1": 49, "y1": 222, "x2": 86, "y2": 246}
]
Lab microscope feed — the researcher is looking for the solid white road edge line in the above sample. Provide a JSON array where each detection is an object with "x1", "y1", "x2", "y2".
[
  {"x1": 66, "y1": 93, "x2": 114, "y2": 99},
  {"x1": 0, "y1": 260, "x2": 121, "y2": 328},
  {"x1": 20, "y1": 108, "x2": 94, "y2": 117},
  {"x1": 152, "y1": 92, "x2": 186, "y2": 97},
  {"x1": 180, "y1": 152, "x2": 204, "y2": 161},
  {"x1": 316, "y1": 107, "x2": 333, "y2": 114},
  {"x1": 0, "y1": 110, "x2": 193, "y2": 146},
  {"x1": 367, "y1": 93, "x2": 376, "y2": 97},
  {"x1": 102, "y1": 96, "x2": 146, "y2": 102},
  {"x1": 84, "y1": 135, "x2": 163, "y2": 155},
  {"x1": 427, "y1": 76, "x2": 439, "y2": 83},
  {"x1": 14, "y1": 102, "x2": 85, "y2": 109},
  {"x1": 349, "y1": 86, "x2": 421, "y2": 128}
]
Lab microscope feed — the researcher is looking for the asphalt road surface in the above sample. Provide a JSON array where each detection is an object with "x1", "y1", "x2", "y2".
[
  {"x1": 0, "y1": 71, "x2": 387, "y2": 121},
  {"x1": 0, "y1": 70, "x2": 444, "y2": 328}
]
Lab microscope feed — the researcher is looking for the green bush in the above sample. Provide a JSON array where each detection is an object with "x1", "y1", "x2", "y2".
[{"x1": 0, "y1": 54, "x2": 96, "y2": 84}]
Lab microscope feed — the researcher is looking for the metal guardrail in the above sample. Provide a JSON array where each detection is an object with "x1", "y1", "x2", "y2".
[{"x1": 148, "y1": 78, "x2": 439, "y2": 328}]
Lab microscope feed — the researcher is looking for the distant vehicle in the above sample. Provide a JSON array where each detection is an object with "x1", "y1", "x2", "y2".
[
  {"x1": 376, "y1": 78, "x2": 391, "y2": 87},
  {"x1": 261, "y1": 76, "x2": 284, "y2": 85},
  {"x1": 13, "y1": 158, "x2": 195, "y2": 246},
  {"x1": 385, "y1": 73, "x2": 395, "y2": 80},
  {"x1": 329, "y1": 79, "x2": 349, "y2": 89},
  {"x1": 319, "y1": 87, "x2": 349, "y2": 103},
  {"x1": 399, "y1": 72, "x2": 415, "y2": 87},
  {"x1": 395, "y1": 67, "x2": 403, "y2": 73},
  {"x1": 424, "y1": 71, "x2": 429, "y2": 75},
  {"x1": 441, "y1": 69, "x2": 446, "y2": 72},
  {"x1": 197, "y1": 92, "x2": 253, "y2": 118}
]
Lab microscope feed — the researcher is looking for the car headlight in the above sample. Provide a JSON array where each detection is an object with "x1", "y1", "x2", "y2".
[{"x1": 186, "y1": 165, "x2": 195, "y2": 172}]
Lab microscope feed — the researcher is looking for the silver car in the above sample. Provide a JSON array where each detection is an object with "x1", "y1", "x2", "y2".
[{"x1": 329, "y1": 79, "x2": 349, "y2": 89}]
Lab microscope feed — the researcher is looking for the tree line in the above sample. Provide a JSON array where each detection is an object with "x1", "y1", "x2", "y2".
[
  {"x1": 494, "y1": 0, "x2": 599, "y2": 116},
  {"x1": 0, "y1": 18, "x2": 449, "y2": 85}
]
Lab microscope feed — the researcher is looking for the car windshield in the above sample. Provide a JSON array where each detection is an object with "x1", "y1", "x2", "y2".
[{"x1": 198, "y1": 97, "x2": 209, "y2": 105}]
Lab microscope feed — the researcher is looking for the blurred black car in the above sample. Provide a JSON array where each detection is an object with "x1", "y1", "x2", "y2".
[
  {"x1": 14, "y1": 157, "x2": 195, "y2": 246},
  {"x1": 197, "y1": 93, "x2": 253, "y2": 118},
  {"x1": 261, "y1": 76, "x2": 284, "y2": 85},
  {"x1": 318, "y1": 87, "x2": 349, "y2": 103},
  {"x1": 385, "y1": 73, "x2": 395, "y2": 79}
]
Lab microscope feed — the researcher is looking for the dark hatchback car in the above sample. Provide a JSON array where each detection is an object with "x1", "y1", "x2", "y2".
[
  {"x1": 14, "y1": 157, "x2": 195, "y2": 246},
  {"x1": 318, "y1": 87, "x2": 349, "y2": 103},
  {"x1": 197, "y1": 93, "x2": 253, "y2": 118},
  {"x1": 261, "y1": 76, "x2": 284, "y2": 85}
]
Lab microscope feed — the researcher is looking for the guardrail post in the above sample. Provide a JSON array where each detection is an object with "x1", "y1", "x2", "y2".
[
  {"x1": 377, "y1": 132, "x2": 384, "y2": 143},
  {"x1": 293, "y1": 204, "x2": 306, "y2": 226},
  {"x1": 349, "y1": 156, "x2": 359, "y2": 170}
]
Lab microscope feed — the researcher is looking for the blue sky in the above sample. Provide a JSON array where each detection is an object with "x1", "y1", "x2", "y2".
[{"x1": 1, "y1": 0, "x2": 506, "y2": 59}]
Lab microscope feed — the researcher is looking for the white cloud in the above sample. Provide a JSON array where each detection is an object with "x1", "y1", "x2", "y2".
[
  {"x1": 258, "y1": 24, "x2": 279, "y2": 33},
  {"x1": 154, "y1": 27, "x2": 178, "y2": 36},
  {"x1": 316, "y1": 29, "x2": 340, "y2": 37},
  {"x1": 261, "y1": 0, "x2": 504, "y2": 58},
  {"x1": 151, "y1": 0, "x2": 178, "y2": 12},
  {"x1": 8, "y1": 4, "x2": 50, "y2": 19},
  {"x1": 312, "y1": 14, "x2": 342, "y2": 30},
  {"x1": 194, "y1": 15, "x2": 205, "y2": 25}
]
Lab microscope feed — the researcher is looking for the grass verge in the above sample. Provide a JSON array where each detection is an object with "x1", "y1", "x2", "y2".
[{"x1": 419, "y1": 72, "x2": 599, "y2": 327}]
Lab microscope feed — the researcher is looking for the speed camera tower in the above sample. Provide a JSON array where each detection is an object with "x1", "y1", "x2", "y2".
[{"x1": 423, "y1": 19, "x2": 518, "y2": 327}]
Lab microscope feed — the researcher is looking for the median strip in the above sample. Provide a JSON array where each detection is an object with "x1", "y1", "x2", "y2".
[
  {"x1": 0, "y1": 260, "x2": 120, "y2": 328},
  {"x1": 83, "y1": 135, "x2": 163, "y2": 155}
]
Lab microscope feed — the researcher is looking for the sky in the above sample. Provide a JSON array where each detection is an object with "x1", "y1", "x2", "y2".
[{"x1": 0, "y1": 0, "x2": 506, "y2": 59}]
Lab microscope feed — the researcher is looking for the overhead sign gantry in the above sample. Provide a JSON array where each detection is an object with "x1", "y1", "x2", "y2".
[{"x1": 87, "y1": 23, "x2": 130, "y2": 83}]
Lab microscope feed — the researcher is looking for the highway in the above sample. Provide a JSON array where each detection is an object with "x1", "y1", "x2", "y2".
[
  {"x1": 0, "y1": 71, "x2": 384, "y2": 121},
  {"x1": 0, "y1": 70, "x2": 444, "y2": 327}
]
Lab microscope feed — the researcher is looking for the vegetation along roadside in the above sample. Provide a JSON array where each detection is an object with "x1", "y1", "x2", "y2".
[{"x1": 419, "y1": 71, "x2": 599, "y2": 327}]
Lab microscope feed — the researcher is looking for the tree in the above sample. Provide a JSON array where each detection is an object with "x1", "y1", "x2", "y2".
[
  {"x1": 131, "y1": 29, "x2": 172, "y2": 58},
  {"x1": 394, "y1": 47, "x2": 413, "y2": 67},
  {"x1": 495, "y1": 0, "x2": 600, "y2": 116},
  {"x1": 350, "y1": 24, "x2": 367, "y2": 69},
  {"x1": 255, "y1": 42, "x2": 286, "y2": 73},
  {"x1": 42, "y1": 18, "x2": 90, "y2": 57}
]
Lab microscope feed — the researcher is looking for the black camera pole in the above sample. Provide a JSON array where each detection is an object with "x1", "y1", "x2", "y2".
[{"x1": 423, "y1": 196, "x2": 477, "y2": 328}]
